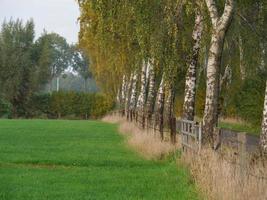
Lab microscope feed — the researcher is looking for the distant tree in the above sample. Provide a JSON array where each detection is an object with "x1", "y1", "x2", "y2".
[
  {"x1": 70, "y1": 46, "x2": 92, "y2": 92},
  {"x1": 35, "y1": 32, "x2": 71, "y2": 91},
  {"x1": 0, "y1": 19, "x2": 35, "y2": 116}
]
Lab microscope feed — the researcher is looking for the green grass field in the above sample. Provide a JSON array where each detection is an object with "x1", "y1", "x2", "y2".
[{"x1": 0, "y1": 120, "x2": 199, "y2": 200}]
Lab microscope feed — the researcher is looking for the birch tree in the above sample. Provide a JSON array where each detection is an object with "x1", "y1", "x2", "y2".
[
  {"x1": 182, "y1": 7, "x2": 203, "y2": 121},
  {"x1": 155, "y1": 75, "x2": 165, "y2": 140},
  {"x1": 136, "y1": 62, "x2": 148, "y2": 126},
  {"x1": 202, "y1": 0, "x2": 235, "y2": 145},
  {"x1": 260, "y1": 81, "x2": 267, "y2": 154},
  {"x1": 146, "y1": 60, "x2": 157, "y2": 122},
  {"x1": 125, "y1": 74, "x2": 133, "y2": 119},
  {"x1": 129, "y1": 71, "x2": 138, "y2": 115}
]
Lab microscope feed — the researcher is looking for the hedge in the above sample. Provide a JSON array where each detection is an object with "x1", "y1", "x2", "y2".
[{"x1": 27, "y1": 91, "x2": 114, "y2": 119}]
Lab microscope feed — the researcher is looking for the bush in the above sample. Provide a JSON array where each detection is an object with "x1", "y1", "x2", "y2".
[
  {"x1": 234, "y1": 77, "x2": 265, "y2": 126},
  {"x1": 29, "y1": 91, "x2": 114, "y2": 119},
  {"x1": 29, "y1": 93, "x2": 51, "y2": 117},
  {"x1": 0, "y1": 98, "x2": 12, "y2": 118}
]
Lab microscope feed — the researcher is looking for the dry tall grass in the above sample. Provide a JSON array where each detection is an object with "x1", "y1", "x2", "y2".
[
  {"x1": 103, "y1": 114, "x2": 267, "y2": 199},
  {"x1": 102, "y1": 114, "x2": 177, "y2": 159},
  {"x1": 182, "y1": 148, "x2": 267, "y2": 200}
]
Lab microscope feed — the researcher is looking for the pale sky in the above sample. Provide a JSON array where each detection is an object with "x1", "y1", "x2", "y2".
[{"x1": 0, "y1": 0, "x2": 80, "y2": 44}]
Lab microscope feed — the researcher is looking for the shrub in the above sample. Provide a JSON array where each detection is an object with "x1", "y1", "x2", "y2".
[
  {"x1": 234, "y1": 77, "x2": 265, "y2": 126},
  {"x1": 91, "y1": 94, "x2": 114, "y2": 118},
  {"x1": 28, "y1": 91, "x2": 114, "y2": 119},
  {"x1": 0, "y1": 98, "x2": 12, "y2": 118},
  {"x1": 29, "y1": 93, "x2": 51, "y2": 117}
]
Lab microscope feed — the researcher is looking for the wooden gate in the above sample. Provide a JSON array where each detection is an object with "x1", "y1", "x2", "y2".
[{"x1": 177, "y1": 119, "x2": 202, "y2": 151}]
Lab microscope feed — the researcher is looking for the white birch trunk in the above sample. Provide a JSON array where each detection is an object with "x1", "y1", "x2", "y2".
[
  {"x1": 146, "y1": 60, "x2": 156, "y2": 120},
  {"x1": 182, "y1": 8, "x2": 203, "y2": 121},
  {"x1": 220, "y1": 64, "x2": 232, "y2": 89},
  {"x1": 260, "y1": 81, "x2": 267, "y2": 154},
  {"x1": 155, "y1": 76, "x2": 165, "y2": 112},
  {"x1": 136, "y1": 61, "x2": 147, "y2": 111},
  {"x1": 203, "y1": 0, "x2": 235, "y2": 145},
  {"x1": 129, "y1": 71, "x2": 138, "y2": 111},
  {"x1": 155, "y1": 75, "x2": 165, "y2": 140},
  {"x1": 125, "y1": 74, "x2": 133, "y2": 118},
  {"x1": 239, "y1": 33, "x2": 245, "y2": 80},
  {"x1": 120, "y1": 75, "x2": 127, "y2": 112}
]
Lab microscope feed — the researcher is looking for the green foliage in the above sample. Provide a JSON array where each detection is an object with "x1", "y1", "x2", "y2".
[
  {"x1": 34, "y1": 32, "x2": 71, "y2": 80},
  {"x1": 234, "y1": 77, "x2": 265, "y2": 125},
  {"x1": 0, "y1": 98, "x2": 11, "y2": 118},
  {"x1": 29, "y1": 92, "x2": 114, "y2": 119},
  {"x1": 0, "y1": 19, "x2": 36, "y2": 117},
  {"x1": 28, "y1": 93, "x2": 51, "y2": 117}
]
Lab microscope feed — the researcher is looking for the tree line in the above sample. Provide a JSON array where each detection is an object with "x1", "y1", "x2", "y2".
[
  {"x1": 78, "y1": 0, "x2": 267, "y2": 154},
  {"x1": 0, "y1": 19, "x2": 93, "y2": 117}
]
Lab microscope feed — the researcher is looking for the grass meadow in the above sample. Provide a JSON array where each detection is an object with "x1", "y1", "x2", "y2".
[{"x1": 0, "y1": 120, "x2": 199, "y2": 200}]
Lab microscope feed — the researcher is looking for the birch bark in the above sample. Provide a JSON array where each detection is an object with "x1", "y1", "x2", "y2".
[
  {"x1": 239, "y1": 33, "x2": 245, "y2": 80},
  {"x1": 146, "y1": 60, "x2": 157, "y2": 121},
  {"x1": 129, "y1": 71, "x2": 138, "y2": 112},
  {"x1": 182, "y1": 8, "x2": 203, "y2": 121},
  {"x1": 120, "y1": 75, "x2": 127, "y2": 115},
  {"x1": 125, "y1": 74, "x2": 133, "y2": 119},
  {"x1": 202, "y1": 0, "x2": 234, "y2": 145},
  {"x1": 260, "y1": 81, "x2": 267, "y2": 155},
  {"x1": 136, "y1": 61, "x2": 148, "y2": 126},
  {"x1": 155, "y1": 75, "x2": 165, "y2": 140}
]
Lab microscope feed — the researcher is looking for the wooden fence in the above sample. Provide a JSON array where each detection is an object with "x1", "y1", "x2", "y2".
[
  {"x1": 109, "y1": 109, "x2": 267, "y2": 181},
  {"x1": 177, "y1": 119, "x2": 202, "y2": 152}
]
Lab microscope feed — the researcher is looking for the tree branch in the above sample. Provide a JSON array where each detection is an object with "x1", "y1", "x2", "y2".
[
  {"x1": 205, "y1": 0, "x2": 219, "y2": 27},
  {"x1": 218, "y1": 0, "x2": 235, "y2": 31}
]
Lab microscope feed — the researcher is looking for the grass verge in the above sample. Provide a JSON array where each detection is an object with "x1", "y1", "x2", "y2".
[{"x1": 0, "y1": 119, "x2": 199, "y2": 200}]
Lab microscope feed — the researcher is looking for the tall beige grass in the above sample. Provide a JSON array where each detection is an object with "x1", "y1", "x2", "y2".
[
  {"x1": 103, "y1": 114, "x2": 267, "y2": 199},
  {"x1": 182, "y1": 148, "x2": 267, "y2": 200},
  {"x1": 102, "y1": 114, "x2": 177, "y2": 159}
]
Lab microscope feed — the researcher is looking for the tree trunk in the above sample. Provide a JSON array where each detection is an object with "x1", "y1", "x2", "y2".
[
  {"x1": 182, "y1": 8, "x2": 203, "y2": 121},
  {"x1": 260, "y1": 81, "x2": 267, "y2": 155},
  {"x1": 220, "y1": 64, "x2": 231, "y2": 89},
  {"x1": 136, "y1": 61, "x2": 148, "y2": 127},
  {"x1": 146, "y1": 60, "x2": 157, "y2": 122},
  {"x1": 239, "y1": 33, "x2": 245, "y2": 80},
  {"x1": 125, "y1": 74, "x2": 133, "y2": 120},
  {"x1": 165, "y1": 84, "x2": 176, "y2": 143},
  {"x1": 203, "y1": 0, "x2": 234, "y2": 145},
  {"x1": 155, "y1": 75, "x2": 165, "y2": 140},
  {"x1": 121, "y1": 75, "x2": 127, "y2": 116},
  {"x1": 56, "y1": 76, "x2": 60, "y2": 91},
  {"x1": 129, "y1": 71, "x2": 138, "y2": 119}
]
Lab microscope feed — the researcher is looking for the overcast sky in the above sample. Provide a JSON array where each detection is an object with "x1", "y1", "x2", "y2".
[{"x1": 0, "y1": 0, "x2": 80, "y2": 44}]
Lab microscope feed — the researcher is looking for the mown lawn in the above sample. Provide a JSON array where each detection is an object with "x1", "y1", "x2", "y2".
[{"x1": 0, "y1": 120, "x2": 199, "y2": 200}]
